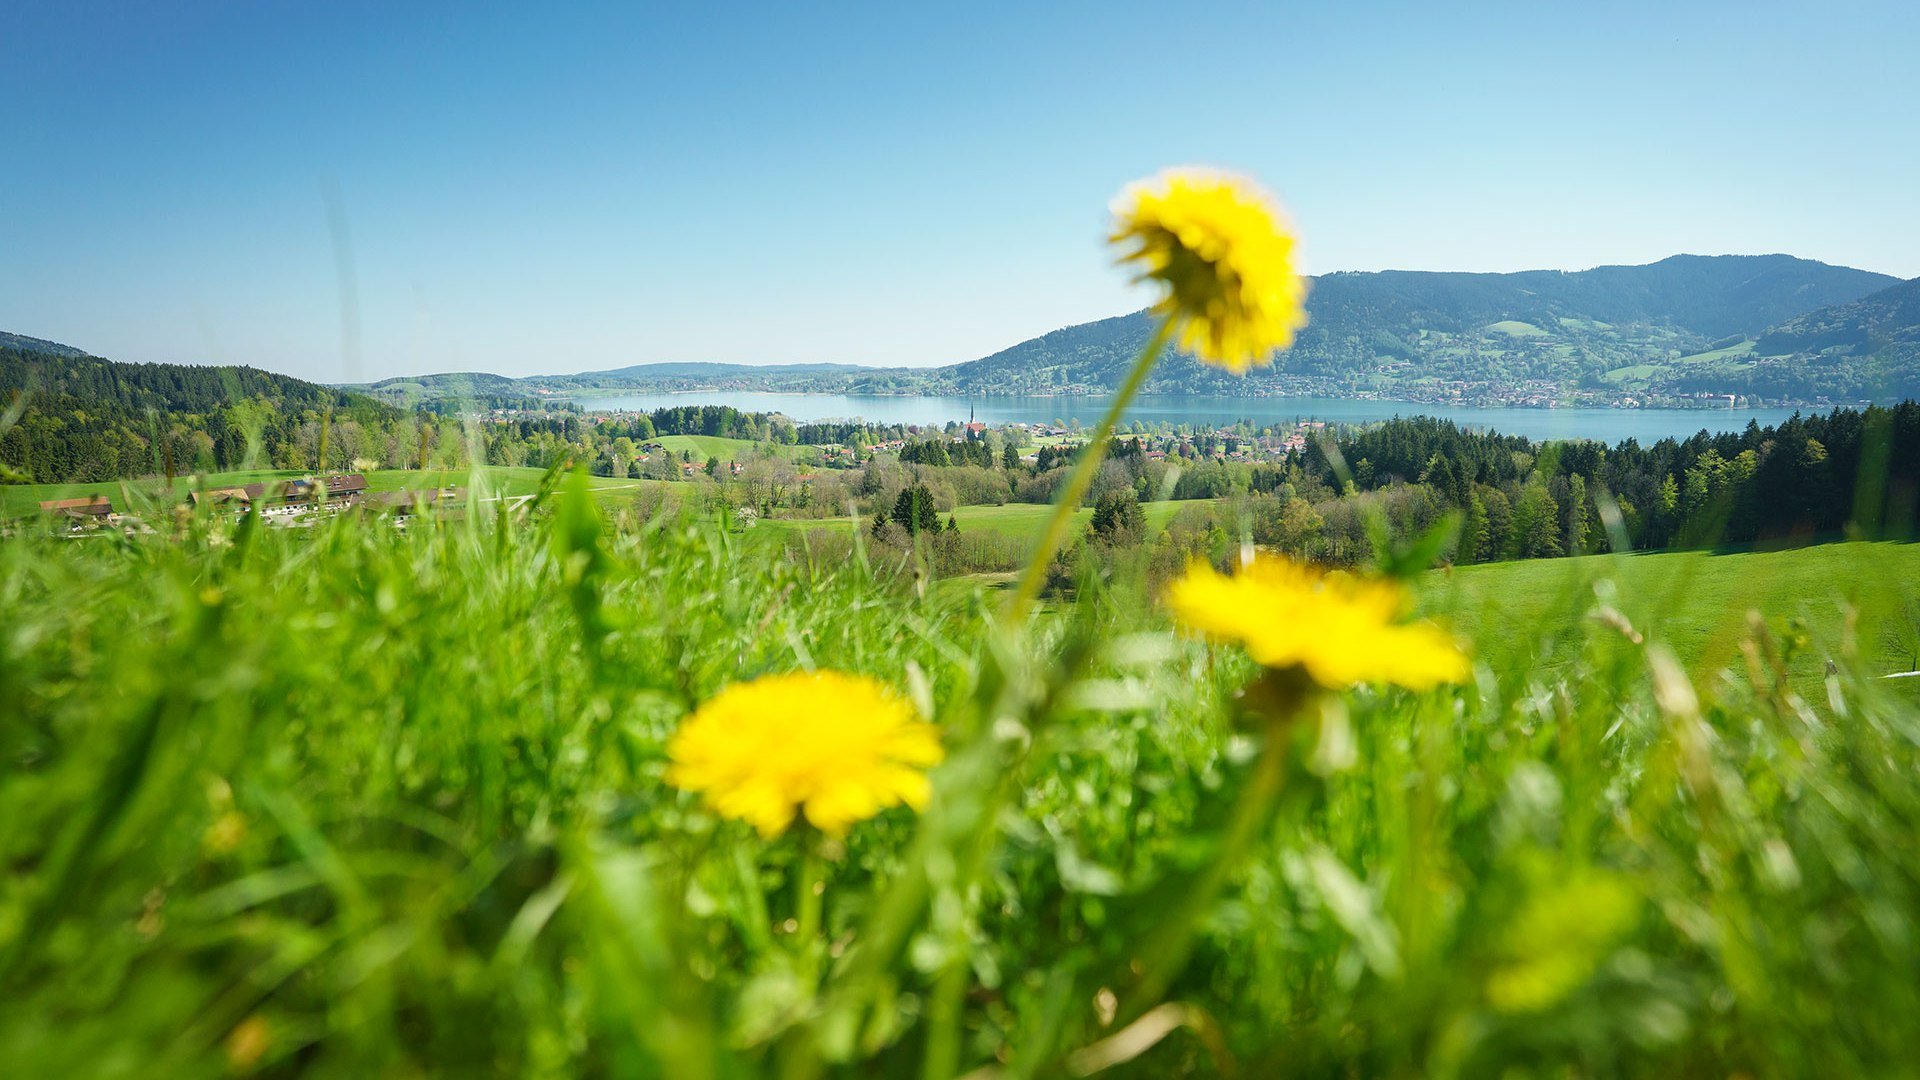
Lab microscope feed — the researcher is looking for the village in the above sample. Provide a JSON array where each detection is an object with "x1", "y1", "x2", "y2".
[{"x1": 32, "y1": 474, "x2": 520, "y2": 534}]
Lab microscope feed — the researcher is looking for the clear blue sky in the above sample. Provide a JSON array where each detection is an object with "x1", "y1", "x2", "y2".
[{"x1": 3, "y1": 1, "x2": 1916, "y2": 382}]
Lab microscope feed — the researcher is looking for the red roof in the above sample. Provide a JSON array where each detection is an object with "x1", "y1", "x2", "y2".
[{"x1": 39, "y1": 495, "x2": 113, "y2": 515}]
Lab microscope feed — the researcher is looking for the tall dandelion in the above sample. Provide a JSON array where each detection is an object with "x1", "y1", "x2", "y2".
[
  {"x1": 1110, "y1": 169, "x2": 1308, "y2": 373},
  {"x1": 1008, "y1": 168, "x2": 1306, "y2": 618},
  {"x1": 1118, "y1": 554, "x2": 1466, "y2": 1023},
  {"x1": 1167, "y1": 554, "x2": 1469, "y2": 691}
]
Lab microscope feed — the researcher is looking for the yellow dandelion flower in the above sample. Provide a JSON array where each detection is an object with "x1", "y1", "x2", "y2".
[
  {"x1": 1167, "y1": 555, "x2": 1469, "y2": 691},
  {"x1": 665, "y1": 671, "x2": 943, "y2": 838},
  {"x1": 1109, "y1": 168, "x2": 1308, "y2": 373}
]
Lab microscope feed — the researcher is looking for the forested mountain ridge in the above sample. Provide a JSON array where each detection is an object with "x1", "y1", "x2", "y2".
[
  {"x1": 1757, "y1": 276, "x2": 1920, "y2": 358},
  {"x1": 467, "y1": 254, "x2": 1905, "y2": 405},
  {"x1": 932, "y1": 255, "x2": 1900, "y2": 399},
  {"x1": 1615, "y1": 275, "x2": 1920, "y2": 403},
  {"x1": 2, "y1": 341, "x2": 405, "y2": 484},
  {"x1": 3, "y1": 345, "x2": 394, "y2": 417},
  {"x1": 0, "y1": 331, "x2": 87, "y2": 358}
]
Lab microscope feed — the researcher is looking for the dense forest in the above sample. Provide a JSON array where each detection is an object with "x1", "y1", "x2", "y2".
[{"x1": 0, "y1": 346, "x2": 407, "y2": 483}]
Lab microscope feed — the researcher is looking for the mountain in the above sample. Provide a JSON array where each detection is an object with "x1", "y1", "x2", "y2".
[
  {"x1": 575, "y1": 362, "x2": 866, "y2": 380},
  {"x1": 3, "y1": 344, "x2": 394, "y2": 418},
  {"x1": 1756, "y1": 277, "x2": 1920, "y2": 357},
  {"x1": 2, "y1": 338, "x2": 404, "y2": 485},
  {"x1": 1684, "y1": 277, "x2": 1920, "y2": 401},
  {"x1": 940, "y1": 255, "x2": 1899, "y2": 398},
  {"x1": 360, "y1": 371, "x2": 528, "y2": 404},
  {"x1": 346, "y1": 254, "x2": 1908, "y2": 406},
  {"x1": 0, "y1": 331, "x2": 87, "y2": 358},
  {"x1": 539, "y1": 361, "x2": 872, "y2": 394}
]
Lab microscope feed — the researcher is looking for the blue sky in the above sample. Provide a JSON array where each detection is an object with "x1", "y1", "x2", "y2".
[{"x1": 3, "y1": 1, "x2": 1916, "y2": 382}]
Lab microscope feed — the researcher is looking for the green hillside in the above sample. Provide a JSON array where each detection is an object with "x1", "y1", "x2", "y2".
[
  {"x1": 649, "y1": 434, "x2": 818, "y2": 463},
  {"x1": 1433, "y1": 541, "x2": 1920, "y2": 691}
]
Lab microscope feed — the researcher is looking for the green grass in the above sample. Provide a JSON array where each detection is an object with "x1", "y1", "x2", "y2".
[
  {"x1": 4, "y1": 497, "x2": 1919, "y2": 1076},
  {"x1": 1485, "y1": 319, "x2": 1549, "y2": 338},
  {"x1": 1674, "y1": 339, "x2": 1757, "y2": 364},
  {"x1": 650, "y1": 434, "x2": 817, "y2": 463},
  {"x1": 1431, "y1": 541, "x2": 1920, "y2": 691},
  {"x1": 1599, "y1": 362, "x2": 1660, "y2": 386},
  {"x1": 771, "y1": 502, "x2": 1920, "y2": 687}
]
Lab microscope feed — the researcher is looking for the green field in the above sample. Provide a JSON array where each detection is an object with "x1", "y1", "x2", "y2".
[
  {"x1": 1599, "y1": 362, "x2": 1660, "y2": 387},
  {"x1": 1674, "y1": 338, "x2": 1758, "y2": 364},
  {"x1": 1431, "y1": 541, "x2": 1920, "y2": 691},
  {"x1": 771, "y1": 496, "x2": 1919, "y2": 683},
  {"x1": 1485, "y1": 319, "x2": 1549, "y2": 338},
  {"x1": 650, "y1": 434, "x2": 817, "y2": 463}
]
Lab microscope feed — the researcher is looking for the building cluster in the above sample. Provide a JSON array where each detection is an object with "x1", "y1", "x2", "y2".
[{"x1": 36, "y1": 474, "x2": 477, "y2": 533}]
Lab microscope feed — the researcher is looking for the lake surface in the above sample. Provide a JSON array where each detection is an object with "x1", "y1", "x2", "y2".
[{"x1": 567, "y1": 391, "x2": 1808, "y2": 443}]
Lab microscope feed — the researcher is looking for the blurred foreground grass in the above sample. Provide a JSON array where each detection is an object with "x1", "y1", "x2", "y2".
[
  {"x1": 3, "y1": 483, "x2": 1918, "y2": 1077},
  {"x1": 0, "y1": 465, "x2": 669, "y2": 518}
]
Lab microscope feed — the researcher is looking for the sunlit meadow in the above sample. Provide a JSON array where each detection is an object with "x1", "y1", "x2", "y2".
[{"x1": 4, "y1": 171, "x2": 1918, "y2": 1079}]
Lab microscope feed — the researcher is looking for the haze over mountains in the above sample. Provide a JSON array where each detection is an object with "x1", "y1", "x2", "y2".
[{"x1": 352, "y1": 254, "x2": 1916, "y2": 407}]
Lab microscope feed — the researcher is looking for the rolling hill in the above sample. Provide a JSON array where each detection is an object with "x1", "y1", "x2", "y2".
[
  {"x1": 933, "y1": 255, "x2": 1898, "y2": 397},
  {"x1": 1757, "y1": 276, "x2": 1920, "y2": 357},
  {"x1": 0, "y1": 331, "x2": 87, "y2": 358},
  {"x1": 2, "y1": 336, "x2": 404, "y2": 485},
  {"x1": 1617, "y1": 276, "x2": 1920, "y2": 402}
]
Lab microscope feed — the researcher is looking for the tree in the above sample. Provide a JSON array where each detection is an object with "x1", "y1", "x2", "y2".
[
  {"x1": 1088, "y1": 490, "x2": 1147, "y2": 546},
  {"x1": 1651, "y1": 473, "x2": 1679, "y2": 547},
  {"x1": 890, "y1": 484, "x2": 940, "y2": 536},
  {"x1": 1354, "y1": 457, "x2": 1376, "y2": 490},
  {"x1": 1565, "y1": 473, "x2": 1591, "y2": 555},
  {"x1": 1460, "y1": 493, "x2": 1488, "y2": 564},
  {"x1": 1002, "y1": 443, "x2": 1021, "y2": 471},
  {"x1": 1275, "y1": 497, "x2": 1326, "y2": 559},
  {"x1": 1513, "y1": 477, "x2": 1563, "y2": 558},
  {"x1": 1481, "y1": 487, "x2": 1513, "y2": 558}
]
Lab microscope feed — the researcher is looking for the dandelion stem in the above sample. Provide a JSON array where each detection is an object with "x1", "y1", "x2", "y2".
[
  {"x1": 1005, "y1": 315, "x2": 1177, "y2": 621},
  {"x1": 1118, "y1": 721, "x2": 1290, "y2": 1021},
  {"x1": 796, "y1": 839, "x2": 826, "y2": 986}
]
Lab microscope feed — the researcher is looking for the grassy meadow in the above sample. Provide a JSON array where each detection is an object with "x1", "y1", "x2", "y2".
[
  {"x1": 1436, "y1": 540, "x2": 1920, "y2": 691},
  {"x1": 3, "y1": 472, "x2": 1918, "y2": 1077},
  {"x1": 648, "y1": 434, "x2": 819, "y2": 464}
]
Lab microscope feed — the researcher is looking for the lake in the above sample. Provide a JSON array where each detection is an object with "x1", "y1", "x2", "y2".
[{"x1": 565, "y1": 391, "x2": 1809, "y2": 443}]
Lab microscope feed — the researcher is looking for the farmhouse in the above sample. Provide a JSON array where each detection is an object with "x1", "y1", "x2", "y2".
[
  {"x1": 241, "y1": 474, "x2": 369, "y2": 510},
  {"x1": 38, "y1": 495, "x2": 115, "y2": 522},
  {"x1": 367, "y1": 487, "x2": 465, "y2": 515},
  {"x1": 189, "y1": 487, "x2": 253, "y2": 508}
]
